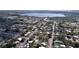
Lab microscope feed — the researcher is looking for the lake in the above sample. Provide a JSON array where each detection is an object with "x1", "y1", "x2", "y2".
[{"x1": 21, "y1": 13, "x2": 65, "y2": 17}]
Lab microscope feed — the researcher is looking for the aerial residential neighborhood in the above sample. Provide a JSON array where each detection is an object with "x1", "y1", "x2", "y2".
[{"x1": 0, "y1": 10, "x2": 79, "y2": 48}]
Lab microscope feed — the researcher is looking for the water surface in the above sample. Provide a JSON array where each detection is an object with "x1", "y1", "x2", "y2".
[{"x1": 21, "y1": 13, "x2": 65, "y2": 17}]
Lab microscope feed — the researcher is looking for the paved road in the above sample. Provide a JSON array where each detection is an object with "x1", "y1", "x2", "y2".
[
  {"x1": 48, "y1": 21, "x2": 56, "y2": 48},
  {"x1": 16, "y1": 29, "x2": 38, "y2": 48}
]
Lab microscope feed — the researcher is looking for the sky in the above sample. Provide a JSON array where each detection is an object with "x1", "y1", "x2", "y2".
[{"x1": 0, "y1": 0, "x2": 79, "y2": 10}]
